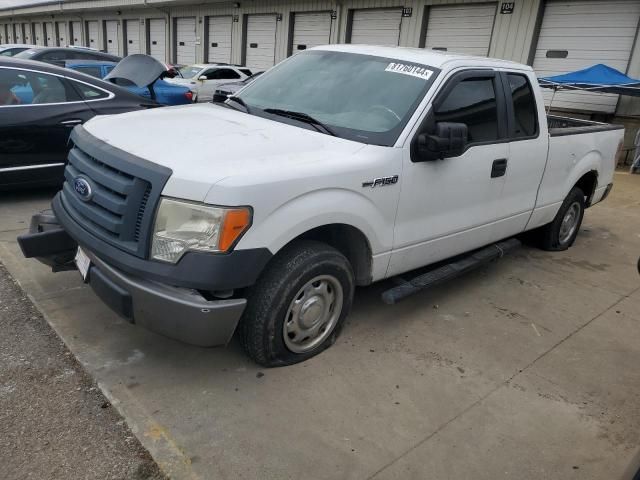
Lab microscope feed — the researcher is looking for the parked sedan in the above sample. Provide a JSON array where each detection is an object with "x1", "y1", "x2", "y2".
[
  {"x1": 15, "y1": 46, "x2": 121, "y2": 66},
  {"x1": 63, "y1": 59, "x2": 193, "y2": 105},
  {"x1": 0, "y1": 44, "x2": 37, "y2": 56},
  {"x1": 212, "y1": 71, "x2": 264, "y2": 103},
  {"x1": 0, "y1": 57, "x2": 157, "y2": 189},
  {"x1": 166, "y1": 63, "x2": 251, "y2": 102}
]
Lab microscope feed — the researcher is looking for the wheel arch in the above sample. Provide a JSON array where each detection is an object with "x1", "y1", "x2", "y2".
[{"x1": 574, "y1": 170, "x2": 599, "y2": 207}]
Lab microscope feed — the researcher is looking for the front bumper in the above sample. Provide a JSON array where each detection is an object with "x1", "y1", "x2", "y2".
[{"x1": 18, "y1": 213, "x2": 247, "y2": 347}]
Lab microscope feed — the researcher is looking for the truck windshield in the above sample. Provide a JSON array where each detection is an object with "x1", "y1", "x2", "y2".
[{"x1": 237, "y1": 50, "x2": 439, "y2": 146}]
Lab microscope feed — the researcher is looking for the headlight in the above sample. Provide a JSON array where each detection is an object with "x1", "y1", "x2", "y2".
[{"x1": 151, "y1": 198, "x2": 251, "y2": 263}]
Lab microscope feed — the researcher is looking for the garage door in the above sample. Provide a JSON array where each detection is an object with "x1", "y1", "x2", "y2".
[
  {"x1": 291, "y1": 11, "x2": 332, "y2": 52},
  {"x1": 22, "y1": 23, "x2": 31, "y2": 43},
  {"x1": 87, "y1": 21, "x2": 99, "y2": 48},
  {"x1": 105, "y1": 20, "x2": 119, "y2": 55},
  {"x1": 207, "y1": 16, "x2": 233, "y2": 63},
  {"x1": 13, "y1": 24, "x2": 22, "y2": 43},
  {"x1": 44, "y1": 22, "x2": 54, "y2": 46},
  {"x1": 125, "y1": 19, "x2": 141, "y2": 55},
  {"x1": 176, "y1": 17, "x2": 197, "y2": 65},
  {"x1": 70, "y1": 21, "x2": 82, "y2": 45},
  {"x1": 245, "y1": 15, "x2": 277, "y2": 71},
  {"x1": 424, "y1": 3, "x2": 496, "y2": 56},
  {"x1": 0, "y1": 25, "x2": 6, "y2": 44},
  {"x1": 350, "y1": 8, "x2": 402, "y2": 46},
  {"x1": 148, "y1": 19, "x2": 166, "y2": 62},
  {"x1": 56, "y1": 21, "x2": 67, "y2": 46},
  {"x1": 533, "y1": 0, "x2": 640, "y2": 113},
  {"x1": 34, "y1": 23, "x2": 43, "y2": 45}
]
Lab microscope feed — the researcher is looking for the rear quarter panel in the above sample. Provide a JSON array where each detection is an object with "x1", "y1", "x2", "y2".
[{"x1": 528, "y1": 127, "x2": 623, "y2": 230}]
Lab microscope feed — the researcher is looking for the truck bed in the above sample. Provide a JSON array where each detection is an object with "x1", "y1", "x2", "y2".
[{"x1": 547, "y1": 115, "x2": 624, "y2": 137}]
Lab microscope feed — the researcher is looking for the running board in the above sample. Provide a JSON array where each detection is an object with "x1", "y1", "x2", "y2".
[{"x1": 381, "y1": 238, "x2": 521, "y2": 305}]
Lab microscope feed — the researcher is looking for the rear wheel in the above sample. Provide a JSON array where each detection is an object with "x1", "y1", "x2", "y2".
[
  {"x1": 240, "y1": 240, "x2": 354, "y2": 367},
  {"x1": 538, "y1": 187, "x2": 585, "y2": 251}
]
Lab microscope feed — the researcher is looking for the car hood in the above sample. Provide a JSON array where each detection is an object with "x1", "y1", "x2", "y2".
[
  {"x1": 104, "y1": 54, "x2": 166, "y2": 87},
  {"x1": 83, "y1": 103, "x2": 366, "y2": 202}
]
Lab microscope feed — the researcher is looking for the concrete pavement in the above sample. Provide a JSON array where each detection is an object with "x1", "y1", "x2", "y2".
[{"x1": 1, "y1": 173, "x2": 639, "y2": 479}]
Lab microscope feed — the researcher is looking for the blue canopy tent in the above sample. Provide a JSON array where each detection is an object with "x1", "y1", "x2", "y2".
[{"x1": 539, "y1": 64, "x2": 640, "y2": 96}]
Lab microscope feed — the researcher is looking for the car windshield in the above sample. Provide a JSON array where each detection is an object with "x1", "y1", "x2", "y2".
[
  {"x1": 15, "y1": 49, "x2": 38, "y2": 58},
  {"x1": 179, "y1": 66, "x2": 202, "y2": 79},
  {"x1": 237, "y1": 50, "x2": 439, "y2": 146}
]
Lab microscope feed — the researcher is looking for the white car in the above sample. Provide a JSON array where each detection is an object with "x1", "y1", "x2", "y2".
[
  {"x1": 20, "y1": 45, "x2": 623, "y2": 366},
  {"x1": 167, "y1": 64, "x2": 252, "y2": 102},
  {"x1": 0, "y1": 43, "x2": 37, "y2": 56}
]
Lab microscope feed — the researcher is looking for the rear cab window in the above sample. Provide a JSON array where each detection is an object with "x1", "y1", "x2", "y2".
[{"x1": 505, "y1": 73, "x2": 538, "y2": 139}]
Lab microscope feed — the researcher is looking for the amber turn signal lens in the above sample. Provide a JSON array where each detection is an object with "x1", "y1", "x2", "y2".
[{"x1": 219, "y1": 208, "x2": 251, "y2": 252}]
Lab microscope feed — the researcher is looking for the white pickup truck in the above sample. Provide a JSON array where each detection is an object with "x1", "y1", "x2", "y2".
[{"x1": 19, "y1": 45, "x2": 623, "y2": 367}]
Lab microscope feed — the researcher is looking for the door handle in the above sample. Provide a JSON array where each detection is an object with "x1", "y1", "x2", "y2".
[
  {"x1": 60, "y1": 119, "x2": 83, "y2": 126},
  {"x1": 491, "y1": 158, "x2": 508, "y2": 178}
]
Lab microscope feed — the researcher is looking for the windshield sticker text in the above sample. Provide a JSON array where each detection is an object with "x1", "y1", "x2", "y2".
[{"x1": 385, "y1": 63, "x2": 433, "y2": 81}]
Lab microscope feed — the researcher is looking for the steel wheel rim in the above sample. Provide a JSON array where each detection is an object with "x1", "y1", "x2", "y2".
[
  {"x1": 559, "y1": 201, "x2": 581, "y2": 245},
  {"x1": 283, "y1": 274, "x2": 344, "y2": 354}
]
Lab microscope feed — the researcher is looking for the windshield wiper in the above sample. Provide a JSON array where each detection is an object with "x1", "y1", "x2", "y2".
[
  {"x1": 226, "y1": 96, "x2": 250, "y2": 113},
  {"x1": 263, "y1": 108, "x2": 336, "y2": 136}
]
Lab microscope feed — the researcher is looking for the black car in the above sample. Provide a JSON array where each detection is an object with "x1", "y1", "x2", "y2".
[
  {"x1": 14, "y1": 46, "x2": 121, "y2": 67},
  {"x1": 212, "y1": 71, "x2": 264, "y2": 103},
  {"x1": 0, "y1": 57, "x2": 157, "y2": 189}
]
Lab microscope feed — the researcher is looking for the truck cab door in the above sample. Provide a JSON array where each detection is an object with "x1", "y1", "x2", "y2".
[
  {"x1": 388, "y1": 70, "x2": 509, "y2": 277},
  {"x1": 492, "y1": 72, "x2": 548, "y2": 238}
]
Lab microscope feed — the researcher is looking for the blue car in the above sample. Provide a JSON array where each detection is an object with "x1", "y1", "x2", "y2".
[{"x1": 63, "y1": 59, "x2": 193, "y2": 105}]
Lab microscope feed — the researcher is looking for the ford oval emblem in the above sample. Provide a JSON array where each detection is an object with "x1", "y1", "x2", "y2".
[{"x1": 73, "y1": 177, "x2": 93, "y2": 202}]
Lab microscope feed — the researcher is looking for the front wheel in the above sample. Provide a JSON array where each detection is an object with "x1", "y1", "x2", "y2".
[
  {"x1": 538, "y1": 186, "x2": 585, "y2": 251},
  {"x1": 240, "y1": 240, "x2": 355, "y2": 367}
]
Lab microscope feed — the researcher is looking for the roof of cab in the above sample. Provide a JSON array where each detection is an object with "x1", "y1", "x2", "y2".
[{"x1": 309, "y1": 44, "x2": 533, "y2": 71}]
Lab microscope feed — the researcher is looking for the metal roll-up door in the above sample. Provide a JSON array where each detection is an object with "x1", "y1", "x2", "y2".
[
  {"x1": 350, "y1": 8, "x2": 402, "y2": 46},
  {"x1": 105, "y1": 20, "x2": 119, "y2": 55},
  {"x1": 34, "y1": 23, "x2": 43, "y2": 45},
  {"x1": 207, "y1": 16, "x2": 232, "y2": 63},
  {"x1": 0, "y1": 25, "x2": 6, "y2": 44},
  {"x1": 424, "y1": 3, "x2": 497, "y2": 56},
  {"x1": 292, "y1": 12, "x2": 332, "y2": 53},
  {"x1": 56, "y1": 21, "x2": 67, "y2": 46},
  {"x1": 87, "y1": 21, "x2": 99, "y2": 48},
  {"x1": 14, "y1": 23, "x2": 22, "y2": 43},
  {"x1": 533, "y1": 0, "x2": 640, "y2": 113},
  {"x1": 125, "y1": 19, "x2": 141, "y2": 55},
  {"x1": 176, "y1": 17, "x2": 197, "y2": 65},
  {"x1": 148, "y1": 19, "x2": 166, "y2": 62},
  {"x1": 70, "y1": 21, "x2": 82, "y2": 45},
  {"x1": 22, "y1": 23, "x2": 31, "y2": 43},
  {"x1": 245, "y1": 14, "x2": 277, "y2": 71},
  {"x1": 44, "y1": 22, "x2": 54, "y2": 46}
]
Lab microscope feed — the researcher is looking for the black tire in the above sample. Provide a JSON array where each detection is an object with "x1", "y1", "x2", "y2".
[
  {"x1": 240, "y1": 240, "x2": 355, "y2": 367},
  {"x1": 538, "y1": 187, "x2": 585, "y2": 251}
]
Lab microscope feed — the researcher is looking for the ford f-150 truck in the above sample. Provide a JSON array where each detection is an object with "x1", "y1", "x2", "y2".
[{"x1": 18, "y1": 45, "x2": 623, "y2": 367}]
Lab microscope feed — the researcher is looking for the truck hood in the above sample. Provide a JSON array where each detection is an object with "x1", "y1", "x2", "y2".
[{"x1": 83, "y1": 103, "x2": 366, "y2": 201}]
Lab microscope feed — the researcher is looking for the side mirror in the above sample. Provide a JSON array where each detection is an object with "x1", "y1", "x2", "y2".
[
  {"x1": 415, "y1": 122, "x2": 468, "y2": 161},
  {"x1": 198, "y1": 75, "x2": 207, "y2": 81}
]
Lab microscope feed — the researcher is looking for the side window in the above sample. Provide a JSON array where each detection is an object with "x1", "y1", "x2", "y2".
[
  {"x1": 239, "y1": 68, "x2": 252, "y2": 76},
  {"x1": 507, "y1": 74, "x2": 538, "y2": 138},
  {"x1": 207, "y1": 68, "x2": 241, "y2": 80},
  {"x1": 434, "y1": 77, "x2": 499, "y2": 144},
  {"x1": 1, "y1": 68, "x2": 79, "y2": 105},
  {"x1": 71, "y1": 80, "x2": 110, "y2": 100},
  {"x1": 40, "y1": 50, "x2": 69, "y2": 61},
  {"x1": 74, "y1": 66, "x2": 103, "y2": 79}
]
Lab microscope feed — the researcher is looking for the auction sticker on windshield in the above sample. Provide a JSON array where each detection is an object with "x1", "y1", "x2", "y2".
[{"x1": 385, "y1": 63, "x2": 433, "y2": 80}]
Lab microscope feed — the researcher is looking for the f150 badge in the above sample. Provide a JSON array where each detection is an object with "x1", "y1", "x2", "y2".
[{"x1": 362, "y1": 175, "x2": 399, "y2": 188}]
